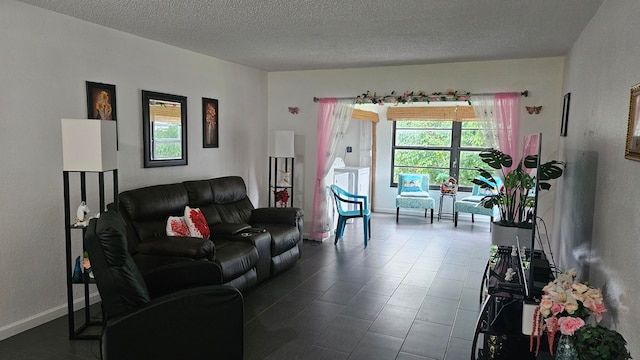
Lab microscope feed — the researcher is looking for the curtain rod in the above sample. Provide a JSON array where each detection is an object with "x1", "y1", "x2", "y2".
[{"x1": 313, "y1": 90, "x2": 529, "y2": 103}]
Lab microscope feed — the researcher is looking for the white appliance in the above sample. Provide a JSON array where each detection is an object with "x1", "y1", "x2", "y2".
[
  {"x1": 334, "y1": 166, "x2": 370, "y2": 200},
  {"x1": 327, "y1": 157, "x2": 349, "y2": 191},
  {"x1": 326, "y1": 158, "x2": 351, "y2": 229},
  {"x1": 333, "y1": 161, "x2": 370, "y2": 226}
]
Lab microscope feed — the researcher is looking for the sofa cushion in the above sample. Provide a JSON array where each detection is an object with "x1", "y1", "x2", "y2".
[
  {"x1": 215, "y1": 200, "x2": 254, "y2": 224},
  {"x1": 120, "y1": 184, "x2": 189, "y2": 221},
  {"x1": 119, "y1": 183, "x2": 191, "y2": 253},
  {"x1": 184, "y1": 206, "x2": 210, "y2": 239},
  {"x1": 210, "y1": 223, "x2": 251, "y2": 235},
  {"x1": 182, "y1": 180, "x2": 223, "y2": 225},
  {"x1": 399, "y1": 191, "x2": 431, "y2": 198},
  {"x1": 136, "y1": 236, "x2": 215, "y2": 261},
  {"x1": 400, "y1": 174, "x2": 423, "y2": 192},
  {"x1": 182, "y1": 180, "x2": 215, "y2": 206},
  {"x1": 209, "y1": 176, "x2": 249, "y2": 204},
  {"x1": 166, "y1": 216, "x2": 189, "y2": 237},
  {"x1": 184, "y1": 178, "x2": 254, "y2": 224},
  {"x1": 461, "y1": 195, "x2": 484, "y2": 203}
]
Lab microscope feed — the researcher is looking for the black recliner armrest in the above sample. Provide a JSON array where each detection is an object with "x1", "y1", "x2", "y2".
[
  {"x1": 136, "y1": 236, "x2": 215, "y2": 261},
  {"x1": 210, "y1": 223, "x2": 251, "y2": 235},
  {"x1": 102, "y1": 285, "x2": 243, "y2": 360},
  {"x1": 142, "y1": 261, "x2": 223, "y2": 298},
  {"x1": 250, "y1": 207, "x2": 303, "y2": 227}
]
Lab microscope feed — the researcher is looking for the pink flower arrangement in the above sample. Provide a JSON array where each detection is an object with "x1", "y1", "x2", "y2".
[{"x1": 530, "y1": 269, "x2": 606, "y2": 355}]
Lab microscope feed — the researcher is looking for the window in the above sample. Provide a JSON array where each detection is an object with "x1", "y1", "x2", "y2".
[
  {"x1": 391, "y1": 119, "x2": 490, "y2": 190},
  {"x1": 152, "y1": 121, "x2": 183, "y2": 160}
]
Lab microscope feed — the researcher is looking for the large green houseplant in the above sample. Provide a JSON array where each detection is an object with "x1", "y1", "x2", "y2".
[
  {"x1": 471, "y1": 148, "x2": 564, "y2": 228},
  {"x1": 574, "y1": 325, "x2": 632, "y2": 360}
]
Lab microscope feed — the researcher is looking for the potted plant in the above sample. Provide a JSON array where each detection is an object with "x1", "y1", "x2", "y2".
[
  {"x1": 573, "y1": 325, "x2": 632, "y2": 360},
  {"x1": 471, "y1": 148, "x2": 564, "y2": 228}
]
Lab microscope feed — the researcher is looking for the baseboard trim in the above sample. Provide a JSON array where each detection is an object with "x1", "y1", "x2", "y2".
[{"x1": 0, "y1": 292, "x2": 101, "y2": 341}]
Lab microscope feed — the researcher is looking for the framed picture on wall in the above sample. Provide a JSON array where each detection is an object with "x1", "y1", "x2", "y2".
[
  {"x1": 560, "y1": 92, "x2": 570, "y2": 137},
  {"x1": 142, "y1": 90, "x2": 188, "y2": 167},
  {"x1": 625, "y1": 83, "x2": 640, "y2": 161},
  {"x1": 86, "y1": 81, "x2": 117, "y2": 120},
  {"x1": 86, "y1": 81, "x2": 118, "y2": 148},
  {"x1": 202, "y1": 97, "x2": 219, "y2": 148}
]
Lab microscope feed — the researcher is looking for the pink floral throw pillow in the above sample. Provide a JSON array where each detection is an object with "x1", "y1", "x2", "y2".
[
  {"x1": 166, "y1": 216, "x2": 190, "y2": 237},
  {"x1": 184, "y1": 206, "x2": 210, "y2": 239}
]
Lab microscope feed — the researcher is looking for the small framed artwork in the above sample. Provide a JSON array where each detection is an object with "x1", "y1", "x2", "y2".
[
  {"x1": 202, "y1": 97, "x2": 219, "y2": 148},
  {"x1": 625, "y1": 83, "x2": 640, "y2": 161},
  {"x1": 86, "y1": 81, "x2": 117, "y2": 120},
  {"x1": 560, "y1": 92, "x2": 570, "y2": 137},
  {"x1": 86, "y1": 81, "x2": 118, "y2": 148}
]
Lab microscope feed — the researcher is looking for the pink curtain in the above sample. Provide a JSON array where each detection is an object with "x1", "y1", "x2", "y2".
[
  {"x1": 494, "y1": 93, "x2": 520, "y2": 173},
  {"x1": 522, "y1": 133, "x2": 540, "y2": 176},
  {"x1": 309, "y1": 98, "x2": 354, "y2": 240},
  {"x1": 310, "y1": 99, "x2": 337, "y2": 240},
  {"x1": 310, "y1": 99, "x2": 336, "y2": 240}
]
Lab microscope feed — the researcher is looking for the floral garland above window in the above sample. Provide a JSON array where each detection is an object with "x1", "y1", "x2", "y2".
[{"x1": 355, "y1": 90, "x2": 471, "y2": 105}]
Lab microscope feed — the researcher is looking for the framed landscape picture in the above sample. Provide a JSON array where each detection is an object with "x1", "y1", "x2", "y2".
[{"x1": 202, "y1": 97, "x2": 219, "y2": 148}]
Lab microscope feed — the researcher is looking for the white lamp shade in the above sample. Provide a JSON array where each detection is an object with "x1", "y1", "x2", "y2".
[
  {"x1": 61, "y1": 119, "x2": 117, "y2": 172},
  {"x1": 269, "y1": 130, "x2": 295, "y2": 158}
]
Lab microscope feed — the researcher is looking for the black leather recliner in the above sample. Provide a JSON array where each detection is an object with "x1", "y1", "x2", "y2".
[{"x1": 84, "y1": 210, "x2": 244, "y2": 360}]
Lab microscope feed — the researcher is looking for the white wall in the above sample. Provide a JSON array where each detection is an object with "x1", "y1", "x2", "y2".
[
  {"x1": 0, "y1": 1, "x2": 267, "y2": 339},
  {"x1": 556, "y1": 1, "x2": 639, "y2": 356},
  {"x1": 268, "y1": 58, "x2": 565, "y2": 235}
]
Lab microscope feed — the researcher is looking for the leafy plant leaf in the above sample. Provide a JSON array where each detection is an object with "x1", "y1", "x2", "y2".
[
  {"x1": 538, "y1": 160, "x2": 565, "y2": 181},
  {"x1": 523, "y1": 154, "x2": 538, "y2": 168},
  {"x1": 479, "y1": 149, "x2": 513, "y2": 169}
]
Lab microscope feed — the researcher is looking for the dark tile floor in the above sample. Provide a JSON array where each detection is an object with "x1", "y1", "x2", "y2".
[{"x1": 0, "y1": 212, "x2": 493, "y2": 360}]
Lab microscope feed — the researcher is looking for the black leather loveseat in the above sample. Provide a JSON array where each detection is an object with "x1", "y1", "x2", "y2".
[{"x1": 116, "y1": 176, "x2": 303, "y2": 293}]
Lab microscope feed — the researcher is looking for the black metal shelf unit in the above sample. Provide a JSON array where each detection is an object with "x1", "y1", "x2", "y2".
[
  {"x1": 268, "y1": 156, "x2": 294, "y2": 207},
  {"x1": 63, "y1": 169, "x2": 118, "y2": 340},
  {"x1": 472, "y1": 246, "x2": 554, "y2": 360}
]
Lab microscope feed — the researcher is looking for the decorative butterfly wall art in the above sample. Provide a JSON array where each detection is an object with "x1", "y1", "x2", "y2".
[
  {"x1": 288, "y1": 107, "x2": 299, "y2": 115},
  {"x1": 526, "y1": 106, "x2": 543, "y2": 114}
]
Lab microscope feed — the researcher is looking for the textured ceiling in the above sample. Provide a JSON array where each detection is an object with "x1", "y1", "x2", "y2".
[{"x1": 18, "y1": 0, "x2": 603, "y2": 71}]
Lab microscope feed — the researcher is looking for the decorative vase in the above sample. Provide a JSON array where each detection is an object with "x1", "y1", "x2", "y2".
[{"x1": 555, "y1": 335, "x2": 578, "y2": 360}]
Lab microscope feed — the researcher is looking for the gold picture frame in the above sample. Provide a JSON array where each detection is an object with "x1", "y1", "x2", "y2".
[{"x1": 625, "y1": 83, "x2": 640, "y2": 161}]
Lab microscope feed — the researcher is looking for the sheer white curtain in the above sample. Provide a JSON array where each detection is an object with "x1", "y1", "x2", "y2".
[
  {"x1": 359, "y1": 120, "x2": 372, "y2": 167},
  {"x1": 494, "y1": 93, "x2": 520, "y2": 173},
  {"x1": 472, "y1": 94, "x2": 497, "y2": 150},
  {"x1": 309, "y1": 98, "x2": 354, "y2": 240}
]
